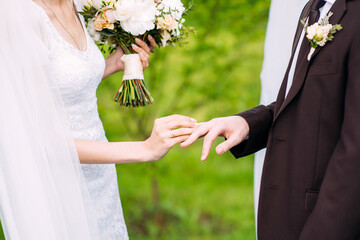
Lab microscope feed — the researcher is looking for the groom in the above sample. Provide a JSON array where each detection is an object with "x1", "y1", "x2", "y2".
[{"x1": 182, "y1": 0, "x2": 360, "y2": 239}]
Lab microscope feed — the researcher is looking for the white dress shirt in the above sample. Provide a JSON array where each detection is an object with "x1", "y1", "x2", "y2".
[{"x1": 285, "y1": 0, "x2": 336, "y2": 97}]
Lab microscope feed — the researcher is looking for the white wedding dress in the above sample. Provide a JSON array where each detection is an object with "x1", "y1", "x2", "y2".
[{"x1": 34, "y1": 4, "x2": 128, "y2": 240}]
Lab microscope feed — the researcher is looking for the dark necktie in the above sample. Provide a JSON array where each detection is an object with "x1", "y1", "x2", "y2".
[
  {"x1": 294, "y1": 0, "x2": 327, "y2": 68},
  {"x1": 309, "y1": 0, "x2": 327, "y2": 25},
  {"x1": 275, "y1": 0, "x2": 328, "y2": 108}
]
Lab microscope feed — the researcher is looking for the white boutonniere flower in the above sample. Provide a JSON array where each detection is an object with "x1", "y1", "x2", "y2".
[{"x1": 301, "y1": 12, "x2": 342, "y2": 61}]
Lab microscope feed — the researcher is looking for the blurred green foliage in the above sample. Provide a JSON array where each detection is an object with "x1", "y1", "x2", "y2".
[
  {"x1": 0, "y1": 0, "x2": 269, "y2": 239},
  {"x1": 97, "y1": 0, "x2": 270, "y2": 239}
]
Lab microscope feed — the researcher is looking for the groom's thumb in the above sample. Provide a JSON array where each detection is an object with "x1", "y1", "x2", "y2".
[{"x1": 216, "y1": 138, "x2": 235, "y2": 155}]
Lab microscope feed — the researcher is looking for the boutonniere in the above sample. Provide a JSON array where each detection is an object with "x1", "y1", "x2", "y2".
[{"x1": 301, "y1": 12, "x2": 342, "y2": 61}]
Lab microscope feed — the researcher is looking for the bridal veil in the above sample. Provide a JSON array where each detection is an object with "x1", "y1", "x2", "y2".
[{"x1": 0, "y1": 0, "x2": 99, "y2": 239}]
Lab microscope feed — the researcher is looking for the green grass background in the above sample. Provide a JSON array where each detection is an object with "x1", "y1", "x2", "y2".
[{"x1": 0, "y1": 0, "x2": 270, "y2": 239}]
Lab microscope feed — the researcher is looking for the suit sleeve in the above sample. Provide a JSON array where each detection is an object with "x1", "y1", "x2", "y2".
[
  {"x1": 299, "y1": 29, "x2": 360, "y2": 239},
  {"x1": 230, "y1": 102, "x2": 275, "y2": 158}
]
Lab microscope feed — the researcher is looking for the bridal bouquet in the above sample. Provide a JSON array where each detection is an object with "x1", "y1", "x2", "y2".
[{"x1": 78, "y1": 0, "x2": 193, "y2": 107}]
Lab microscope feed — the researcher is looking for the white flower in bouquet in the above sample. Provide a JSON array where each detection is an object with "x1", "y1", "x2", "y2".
[
  {"x1": 111, "y1": 0, "x2": 157, "y2": 36},
  {"x1": 87, "y1": 18, "x2": 102, "y2": 42},
  {"x1": 158, "y1": 0, "x2": 185, "y2": 20},
  {"x1": 157, "y1": 14, "x2": 178, "y2": 31},
  {"x1": 160, "y1": 30, "x2": 172, "y2": 46},
  {"x1": 89, "y1": 0, "x2": 103, "y2": 9}
]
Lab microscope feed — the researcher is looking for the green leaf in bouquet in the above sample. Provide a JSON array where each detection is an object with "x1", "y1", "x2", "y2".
[
  {"x1": 101, "y1": 28, "x2": 116, "y2": 37},
  {"x1": 78, "y1": 6, "x2": 97, "y2": 21}
]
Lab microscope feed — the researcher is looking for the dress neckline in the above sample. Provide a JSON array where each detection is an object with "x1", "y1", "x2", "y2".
[{"x1": 34, "y1": 2, "x2": 90, "y2": 54}]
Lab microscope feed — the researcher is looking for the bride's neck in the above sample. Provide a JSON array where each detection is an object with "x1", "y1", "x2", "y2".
[{"x1": 44, "y1": 0, "x2": 72, "y2": 7}]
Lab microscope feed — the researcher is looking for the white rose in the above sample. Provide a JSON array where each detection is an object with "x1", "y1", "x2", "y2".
[
  {"x1": 157, "y1": 14, "x2": 178, "y2": 31},
  {"x1": 90, "y1": 0, "x2": 103, "y2": 9},
  {"x1": 316, "y1": 25, "x2": 331, "y2": 40},
  {"x1": 324, "y1": 24, "x2": 333, "y2": 35},
  {"x1": 159, "y1": 0, "x2": 185, "y2": 20},
  {"x1": 106, "y1": 9, "x2": 116, "y2": 24},
  {"x1": 306, "y1": 23, "x2": 319, "y2": 40},
  {"x1": 113, "y1": 0, "x2": 157, "y2": 36},
  {"x1": 160, "y1": 30, "x2": 172, "y2": 46}
]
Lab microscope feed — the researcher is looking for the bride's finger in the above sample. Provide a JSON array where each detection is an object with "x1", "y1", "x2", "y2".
[
  {"x1": 132, "y1": 45, "x2": 149, "y2": 60},
  {"x1": 171, "y1": 127, "x2": 194, "y2": 137},
  {"x1": 138, "y1": 51, "x2": 149, "y2": 69},
  {"x1": 161, "y1": 114, "x2": 196, "y2": 125},
  {"x1": 135, "y1": 38, "x2": 151, "y2": 53},
  {"x1": 148, "y1": 35, "x2": 157, "y2": 51},
  {"x1": 169, "y1": 135, "x2": 190, "y2": 146},
  {"x1": 165, "y1": 116, "x2": 197, "y2": 129}
]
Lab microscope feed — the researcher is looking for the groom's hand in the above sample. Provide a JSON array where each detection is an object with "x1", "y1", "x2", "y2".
[{"x1": 180, "y1": 116, "x2": 249, "y2": 161}]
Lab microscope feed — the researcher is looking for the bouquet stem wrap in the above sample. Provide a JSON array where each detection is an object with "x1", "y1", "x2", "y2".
[{"x1": 114, "y1": 44, "x2": 153, "y2": 107}]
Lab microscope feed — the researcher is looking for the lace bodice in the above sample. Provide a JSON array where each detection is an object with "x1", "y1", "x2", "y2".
[
  {"x1": 34, "y1": 4, "x2": 128, "y2": 240},
  {"x1": 39, "y1": 8, "x2": 106, "y2": 141}
]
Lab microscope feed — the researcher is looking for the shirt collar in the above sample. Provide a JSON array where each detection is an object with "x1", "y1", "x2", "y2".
[{"x1": 325, "y1": 0, "x2": 336, "y2": 4}]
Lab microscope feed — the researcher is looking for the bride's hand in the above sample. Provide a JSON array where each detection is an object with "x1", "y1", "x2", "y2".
[
  {"x1": 132, "y1": 35, "x2": 157, "y2": 69},
  {"x1": 144, "y1": 115, "x2": 197, "y2": 161},
  {"x1": 103, "y1": 35, "x2": 157, "y2": 79}
]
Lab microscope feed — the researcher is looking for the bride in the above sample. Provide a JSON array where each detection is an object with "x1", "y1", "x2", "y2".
[{"x1": 0, "y1": 0, "x2": 195, "y2": 239}]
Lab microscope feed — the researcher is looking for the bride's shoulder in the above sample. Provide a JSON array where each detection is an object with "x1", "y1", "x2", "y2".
[
  {"x1": 31, "y1": 0, "x2": 53, "y2": 24},
  {"x1": 29, "y1": 1, "x2": 55, "y2": 50},
  {"x1": 31, "y1": 1, "x2": 47, "y2": 16}
]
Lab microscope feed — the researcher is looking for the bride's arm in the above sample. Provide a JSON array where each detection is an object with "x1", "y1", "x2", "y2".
[
  {"x1": 75, "y1": 115, "x2": 196, "y2": 164},
  {"x1": 102, "y1": 35, "x2": 157, "y2": 79}
]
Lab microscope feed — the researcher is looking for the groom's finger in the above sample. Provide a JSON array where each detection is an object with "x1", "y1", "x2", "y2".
[
  {"x1": 180, "y1": 124, "x2": 208, "y2": 148},
  {"x1": 215, "y1": 135, "x2": 240, "y2": 155},
  {"x1": 201, "y1": 128, "x2": 222, "y2": 161}
]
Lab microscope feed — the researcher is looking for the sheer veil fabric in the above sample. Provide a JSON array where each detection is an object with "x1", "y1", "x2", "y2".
[{"x1": 0, "y1": 0, "x2": 100, "y2": 239}]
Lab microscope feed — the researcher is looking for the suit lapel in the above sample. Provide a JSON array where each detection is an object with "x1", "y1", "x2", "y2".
[
  {"x1": 274, "y1": 1, "x2": 312, "y2": 116},
  {"x1": 292, "y1": 2, "x2": 312, "y2": 54},
  {"x1": 274, "y1": 0, "x2": 347, "y2": 121}
]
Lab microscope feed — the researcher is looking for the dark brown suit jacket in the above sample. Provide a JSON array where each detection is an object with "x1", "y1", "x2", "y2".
[{"x1": 230, "y1": 0, "x2": 360, "y2": 239}]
